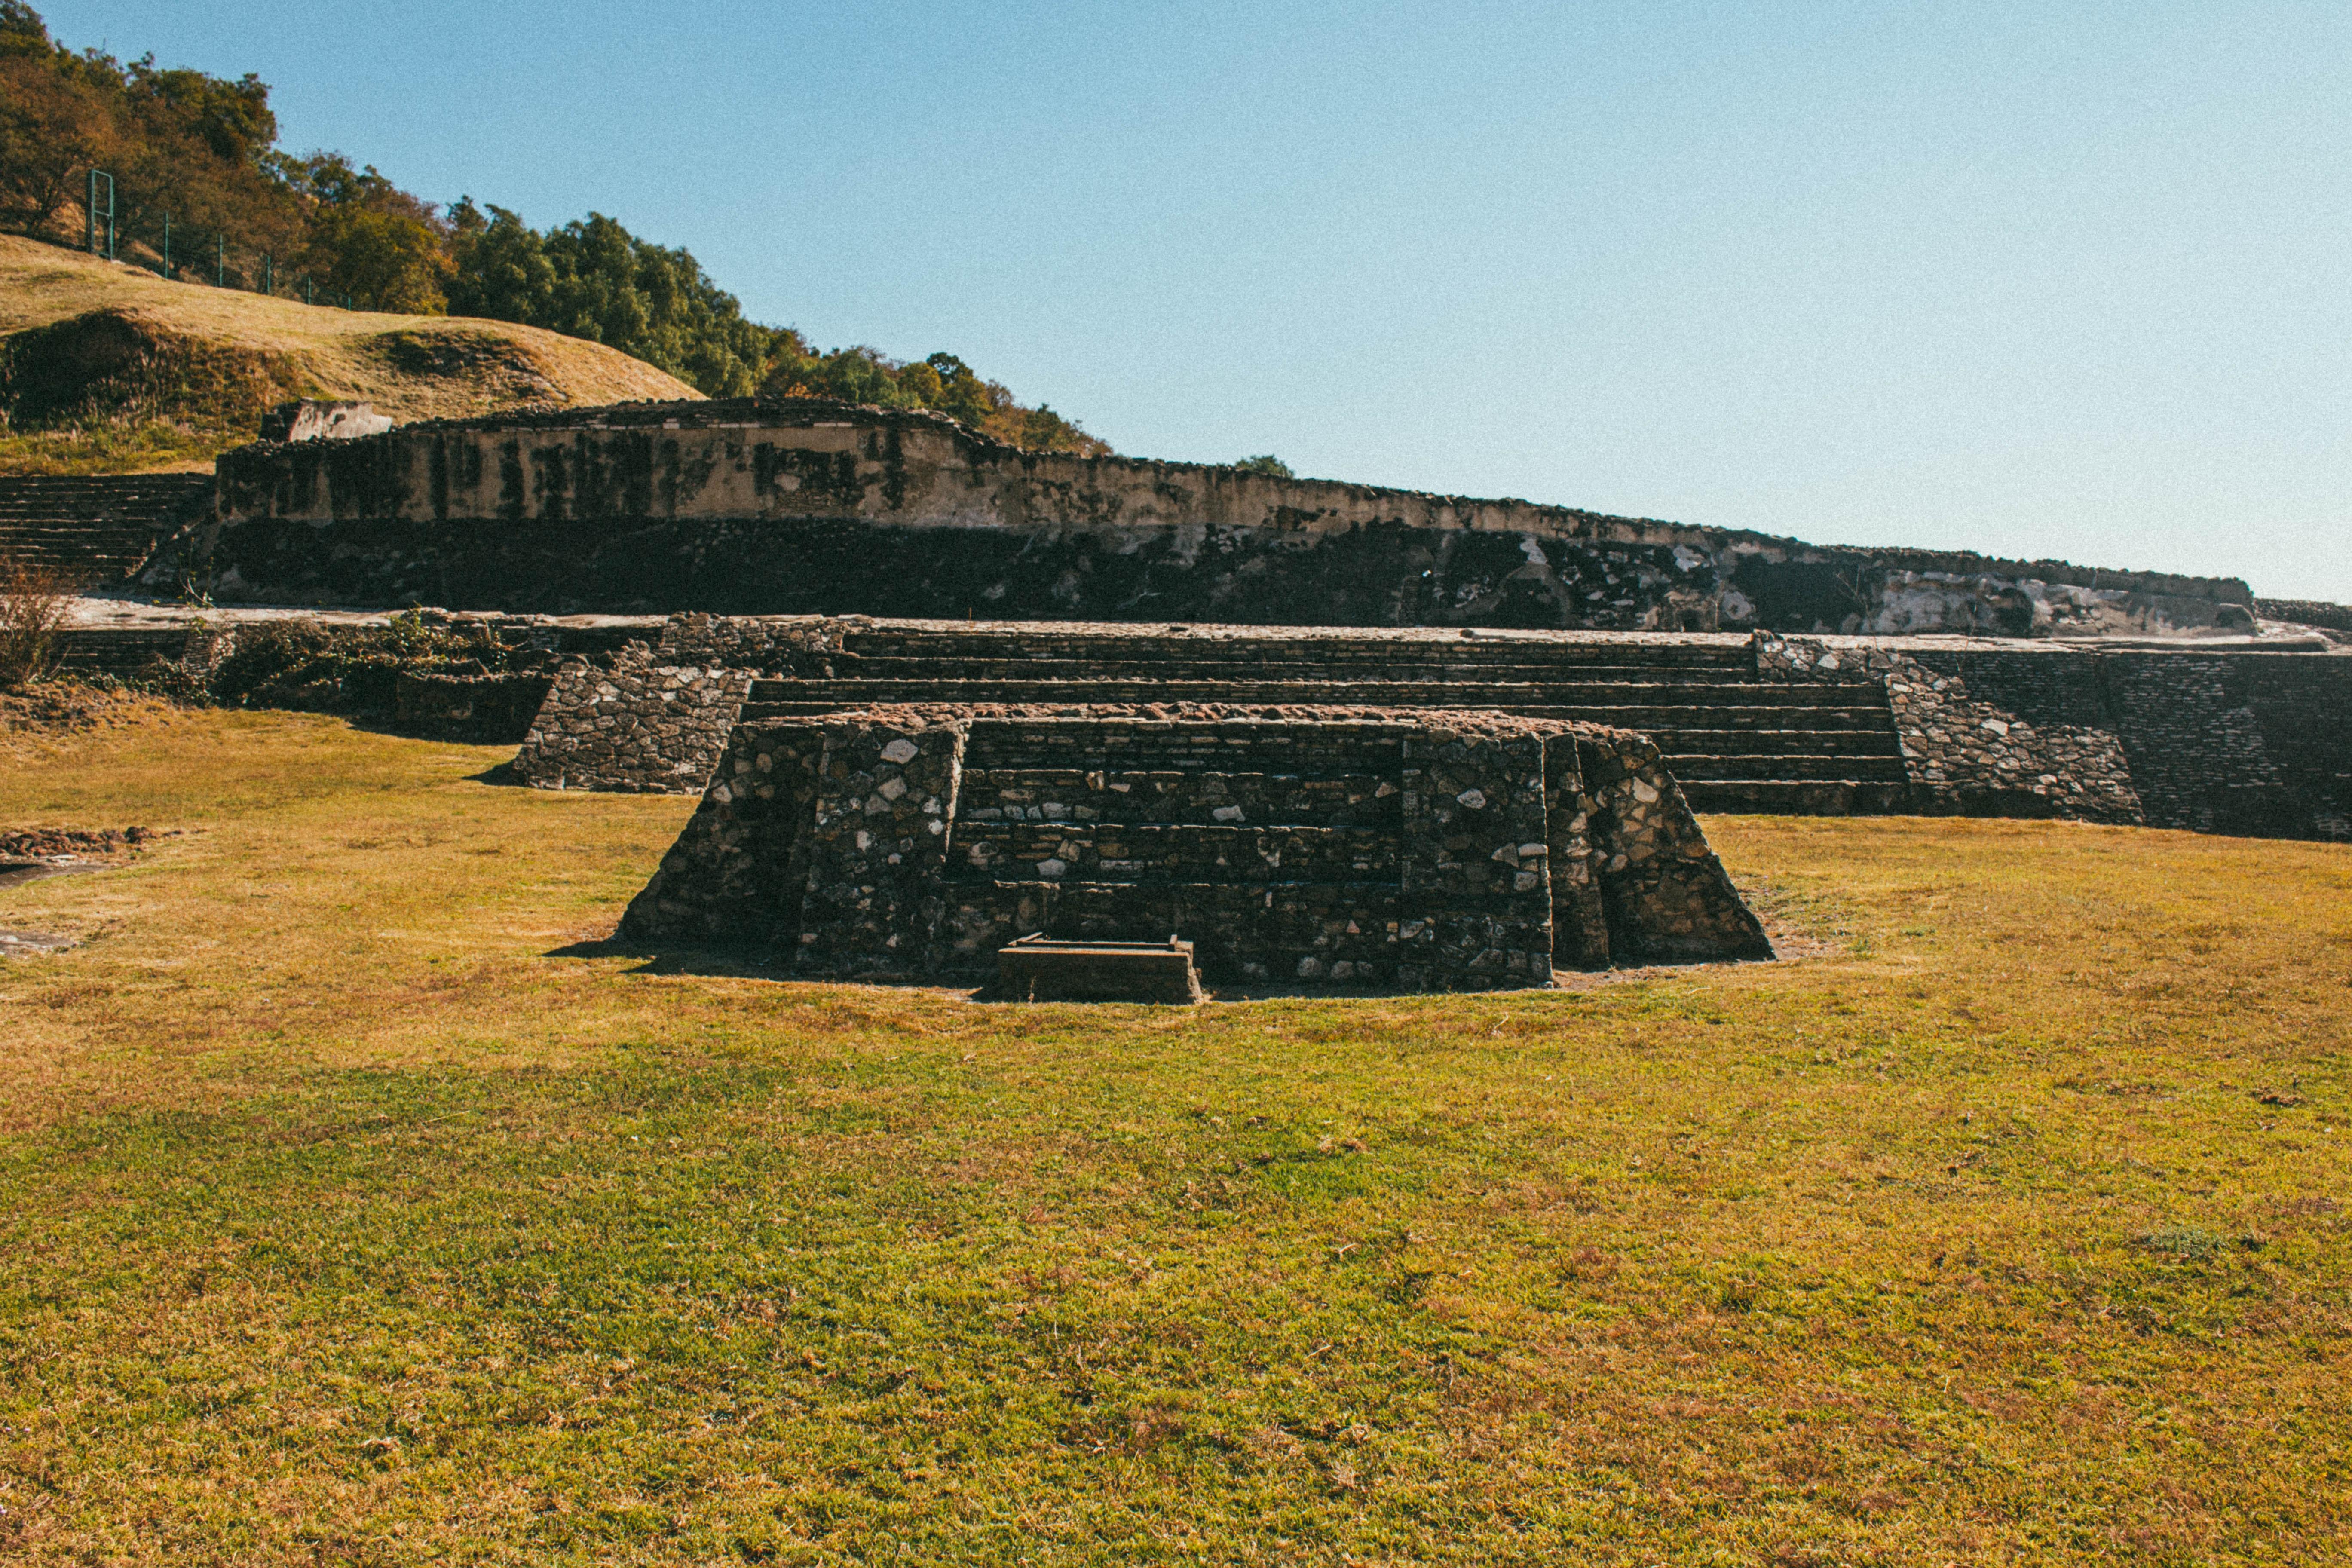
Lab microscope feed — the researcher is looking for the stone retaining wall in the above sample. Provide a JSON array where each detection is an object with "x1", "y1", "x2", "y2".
[
  {"x1": 1752, "y1": 633, "x2": 2351, "y2": 837},
  {"x1": 2255, "y1": 598, "x2": 2352, "y2": 635},
  {"x1": 512, "y1": 647, "x2": 752, "y2": 793},
  {"x1": 616, "y1": 723, "x2": 829, "y2": 942},
  {"x1": 655, "y1": 612, "x2": 859, "y2": 674},
  {"x1": 793, "y1": 720, "x2": 967, "y2": 978},
  {"x1": 201, "y1": 397, "x2": 2251, "y2": 637},
  {"x1": 1756, "y1": 634, "x2": 2144, "y2": 824},
  {"x1": 392, "y1": 670, "x2": 554, "y2": 745}
]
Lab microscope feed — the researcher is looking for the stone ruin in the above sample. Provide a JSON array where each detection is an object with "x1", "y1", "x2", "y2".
[
  {"x1": 617, "y1": 704, "x2": 1771, "y2": 990},
  {"x1": 509, "y1": 613, "x2": 2350, "y2": 843},
  {"x1": 190, "y1": 396, "x2": 2268, "y2": 639},
  {"x1": 27, "y1": 392, "x2": 2348, "y2": 991}
]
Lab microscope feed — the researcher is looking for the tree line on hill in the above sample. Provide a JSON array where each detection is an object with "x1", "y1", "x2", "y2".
[{"x1": 0, "y1": 2, "x2": 1107, "y2": 453}]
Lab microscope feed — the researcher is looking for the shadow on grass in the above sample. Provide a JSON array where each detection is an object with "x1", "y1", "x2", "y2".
[
  {"x1": 545, "y1": 934, "x2": 792, "y2": 980},
  {"x1": 539, "y1": 934, "x2": 1736, "y2": 1005}
]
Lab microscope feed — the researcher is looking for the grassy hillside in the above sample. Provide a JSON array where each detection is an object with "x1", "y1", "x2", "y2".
[
  {"x1": 0, "y1": 235, "x2": 701, "y2": 475},
  {"x1": 0, "y1": 706, "x2": 2346, "y2": 1562}
]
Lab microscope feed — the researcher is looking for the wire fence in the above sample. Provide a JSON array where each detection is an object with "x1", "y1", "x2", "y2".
[{"x1": 72, "y1": 166, "x2": 357, "y2": 311}]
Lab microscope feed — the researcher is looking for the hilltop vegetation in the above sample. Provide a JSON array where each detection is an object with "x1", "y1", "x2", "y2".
[
  {"x1": 0, "y1": 1, "x2": 1106, "y2": 465},
  {"x1": 0, "y1": 234, "x2": 698, "y2": 473}
]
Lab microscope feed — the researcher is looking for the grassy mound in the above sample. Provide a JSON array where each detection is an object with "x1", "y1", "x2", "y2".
[
  {"x1": 0, "y1": 235, "x2": 701, "y2": 475},
  {"x1": 0, "y1": 710, "x2": 2346, "y2": 1562}
]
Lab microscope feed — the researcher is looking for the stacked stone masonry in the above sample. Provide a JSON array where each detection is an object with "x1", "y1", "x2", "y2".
[
  {"x1": 503, "y1": 612, "x2": 2349, "y2": 842},
  {"x1": 620, "y1": 706, "x2": 1773, "y2": 992},
  {"x1": 1753, "y1": 636, "x2": 2143, "y2": 824},
  {"x1": 512, "y1": 647, "x2": 754, "y2": 793},
  {"x1": 1753, "y1": 633, "x2": 2348, "y2": 838}
]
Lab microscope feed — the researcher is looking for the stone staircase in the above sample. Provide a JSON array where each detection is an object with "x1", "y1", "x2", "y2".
[
  {"x1": 739, "y1": 627, "x2": 1913, "y2": 815},
  {"x1": 938, "y1": 718, "x2": 1408, "y2": 981},
  {"x1": 0, "y1": 475, "x2": 211, "y2": 582}
]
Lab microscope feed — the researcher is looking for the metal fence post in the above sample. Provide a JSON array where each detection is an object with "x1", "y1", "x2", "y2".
[
  {"x1": 216, "y1": 236, "x2": 225, "y2": 287},
  {"x1": 85, "y1": 169, "x2": 114, "y2": 258},
  {"x1": 161, "y1": 211, "x2": 171, "y2": 278}
]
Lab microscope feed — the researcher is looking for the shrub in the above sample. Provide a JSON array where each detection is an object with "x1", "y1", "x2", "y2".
[
  {"x1": 0, "y1": 551, "x2": 77, "y2": 686},
  {"x1": 207, "y1": 612, "x2": 530, "y2": 713}
]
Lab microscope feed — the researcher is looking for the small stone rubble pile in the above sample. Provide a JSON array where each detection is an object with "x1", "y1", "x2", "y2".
[{"x1": 0, "y1": 825, "x2": 167, "y2": 861}]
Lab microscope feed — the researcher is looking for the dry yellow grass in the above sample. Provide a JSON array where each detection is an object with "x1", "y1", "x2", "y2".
[
  {"x1": 0, "y1": 705, "x2": 2346, "y2": 1564},
  {"x1": 0, "y1": 234, "x2": 701, "y2": 473}
]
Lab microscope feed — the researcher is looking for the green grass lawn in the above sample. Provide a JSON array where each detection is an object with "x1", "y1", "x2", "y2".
[{"x1": 1, "y1": 707, "x2": 2347, "y2": 1565}]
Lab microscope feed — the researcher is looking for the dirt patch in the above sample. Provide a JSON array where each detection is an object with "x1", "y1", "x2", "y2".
[
  {"x1": 0, "y1": 681, "x2": 189, "y2": 755},
  {"x1": 0, "y1": 862, "x2": 93, "y2": 891},
  {"x1": 0, "y1": 928, "x2": 74, "y2": 957},
  {"x1": 0, "y1": 824, "x2": 169, "y2": 860}
]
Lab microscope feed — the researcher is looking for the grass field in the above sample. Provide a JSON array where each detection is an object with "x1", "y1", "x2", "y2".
[{"x1": 0, "y1": 705, "x2": 2346, "y2": 1565}]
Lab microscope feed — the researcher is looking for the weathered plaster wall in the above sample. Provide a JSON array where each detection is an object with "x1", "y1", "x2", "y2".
[{"x1": 195, "y1": 398, "x2": 2250, "y2": 637}]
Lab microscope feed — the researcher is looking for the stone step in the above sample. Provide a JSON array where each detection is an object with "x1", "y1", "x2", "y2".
[
  {"x1": 747, "y1": 677, "x2": 1866, "y2": 709},
  {"x1": 49, "y1": 628, "x2": 196, "y2": 672},
  {"x1": 1649, "y1": 727, "x2": 1904, "y2": 756},
  {"x1": 959, "y1": 768, "x2": 1399, "y2": 827},
  {"x1": 0, "y1": 473, "x2": 208, "y2": 580},
  {"x1": 845, "y1": 632, "x2": 1754, "y2": 668},
  {"x1": 830, "y1": 656, "x2": 1770, "y2": 685},
  {"x1": 1496, "y1": 704, "x2": 1895, "y2": 731},
  {"x1": 941, "y1": 878, "x2": 1403, "y2": 983},
  {"x1": 1679, "y1": 780, "x2": 1917, "y2": 815},
  {"x1": 1664, "y1": 753, "x2": 1911, "y2": 782},
  {"x1": 948, "y1": 821, "x2": 1399, "y2": 883},
  {"x1": 961, "y1": 719, "x2": 1408, "y2": 773},
  {"x1": 0, "y1": 524, "x2": 166, "y2": 543},
  {"x1": 743, "y1": 697, "x2": 1896, "y2": 732}
]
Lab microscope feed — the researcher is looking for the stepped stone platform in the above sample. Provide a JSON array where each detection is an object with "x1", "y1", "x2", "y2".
[
  {"x1": 0, "y1": 475, "x2": 212, "y2": 582},
  {"x1": 618, "y1": 704, "x2": 1773, "y2": 991},
  {"x1": 508, "y1": 614, "x2": 2351, "y2": 842}
]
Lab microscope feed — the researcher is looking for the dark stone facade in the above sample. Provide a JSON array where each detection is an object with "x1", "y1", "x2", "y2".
[
  {"x1": 391, "y1": 670, "x2": 553, "y2": 745},
  {"x1": 619, "y1": 707, "x2": 1772, "y2": 992}
]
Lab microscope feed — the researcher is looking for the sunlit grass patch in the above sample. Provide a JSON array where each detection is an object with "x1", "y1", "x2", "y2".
[{"x1": 0, "y1": 709, "x2": 2347, "y2": 1563}]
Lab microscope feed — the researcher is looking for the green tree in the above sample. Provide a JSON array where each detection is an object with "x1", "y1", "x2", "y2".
[
  {"x1": 0, "y1": 3, "x2": 1115, "y2": 444},
  {"x1": 283, "y1": 153, "x2": 447, "y2": 311},
  {"x1": 1234, "y1": 454, "x2": 1294, "y2": 478},
  {"x1": 0, "y1": 48, "x2": 112, "y2": 232},
  {"x1": 445, "y1": 199, "x2": 555, "y2": 322}
]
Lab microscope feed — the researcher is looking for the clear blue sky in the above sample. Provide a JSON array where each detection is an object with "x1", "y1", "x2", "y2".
[{"x1": 45, "y1": 1, "x2": 2352, "y2": 600}]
